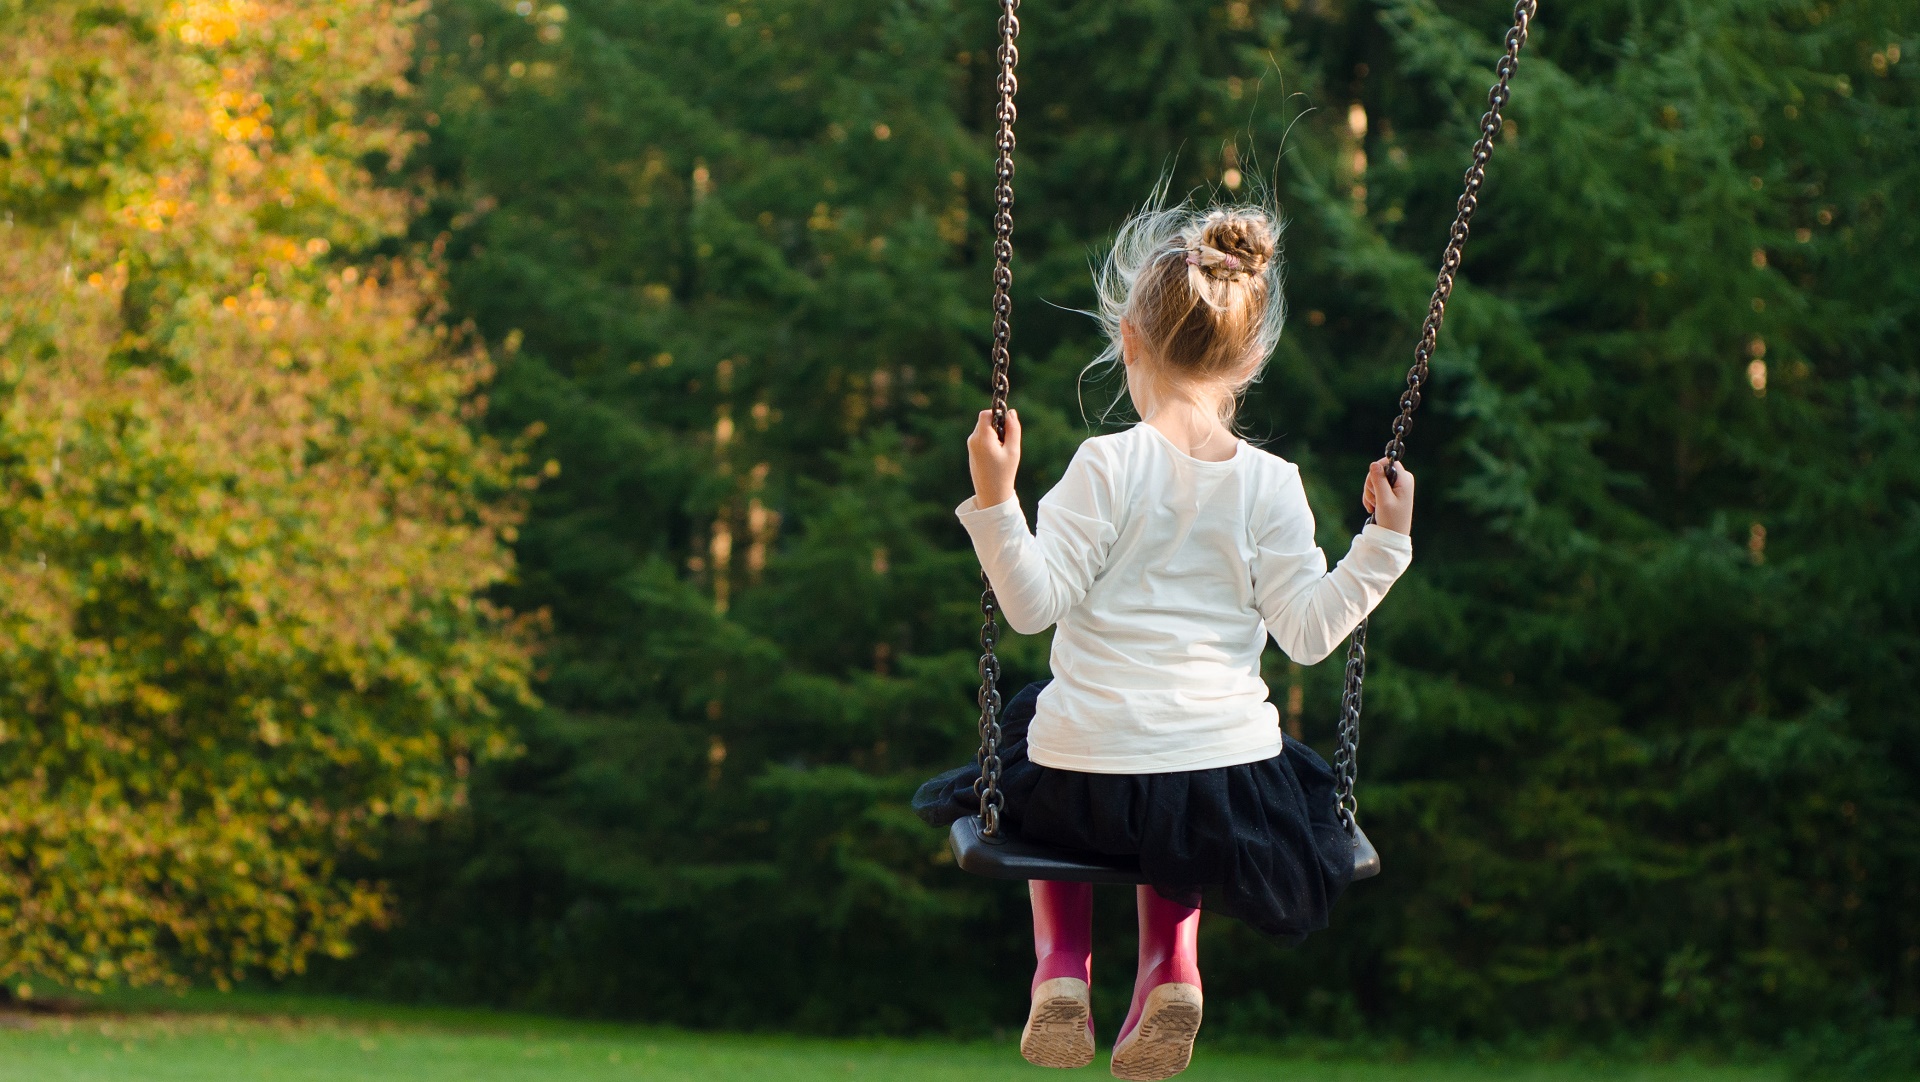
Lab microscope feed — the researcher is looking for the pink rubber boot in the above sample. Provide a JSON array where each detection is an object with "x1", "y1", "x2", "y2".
[
  {"x1": 1110, "y1": 886, "x2": 1202, "y2": 1081},
  {"x1": 1021, "y1": 880, "x2": 1095, "y2": 1069}
]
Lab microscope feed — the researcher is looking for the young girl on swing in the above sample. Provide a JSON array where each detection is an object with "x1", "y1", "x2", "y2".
[{"x1": 915, "y1": 201, "x2": 1416, "y2": 1080}]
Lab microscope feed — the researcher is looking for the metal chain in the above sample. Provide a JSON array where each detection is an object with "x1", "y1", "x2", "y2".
[
  {"x1": 972, "y1": 0, "x2": 1020, "y2": 842},
  {"x1": 1334, "y1": 0, "x2": 1538, "y2": 836}
]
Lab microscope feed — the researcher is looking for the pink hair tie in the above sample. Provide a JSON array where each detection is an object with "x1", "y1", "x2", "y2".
[{"x1": 1185, "y1": 245, "x2": 1243, "y2": 273}]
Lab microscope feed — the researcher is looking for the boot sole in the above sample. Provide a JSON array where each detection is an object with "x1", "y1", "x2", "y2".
[
  {"x1": 1021, "y1": 977, "x2": 1095, "y2": 1069},
  {"x1": 1109, "y1": 982, "x2": 1202, "y2": 1081}
]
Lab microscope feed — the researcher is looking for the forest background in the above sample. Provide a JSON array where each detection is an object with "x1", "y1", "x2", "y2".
[{"x1": 0, "y1": 0, "x2": 1915, "y2": 1064}]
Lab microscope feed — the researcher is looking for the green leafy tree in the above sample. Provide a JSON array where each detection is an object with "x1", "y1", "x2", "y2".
[{"x1": 0, "y1": 0, "x2": 533, "y2": 992}]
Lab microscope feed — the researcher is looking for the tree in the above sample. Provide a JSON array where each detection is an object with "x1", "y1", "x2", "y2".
[
  {"x1": 1251, "y1": 0, "x2": 1920, "y2": 1040},
  {"x1": 0, "y1": 0, "x2": 533, "y2": 992},
  {"x1": 331, "y1": 0, "x2": 1007, "y2": 1028},
  {"x1": 342, "y1": 0, "x2": 1918, "y2": 1046}
]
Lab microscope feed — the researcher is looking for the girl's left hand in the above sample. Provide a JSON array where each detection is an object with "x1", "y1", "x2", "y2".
[
  {"x1": 967, "y1": 408, "x2": 1021, "y2": 509},
  {"x1": 1363, "y1": 457, "x2": 1415, "y2": 535}
]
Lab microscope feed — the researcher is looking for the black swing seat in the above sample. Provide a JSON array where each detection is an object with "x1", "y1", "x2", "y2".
[{"x1": 949, "y1": 815, "x2": 1381, "y2": 885}]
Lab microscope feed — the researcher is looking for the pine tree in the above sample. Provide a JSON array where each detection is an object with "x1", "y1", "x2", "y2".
[{"x1": 350, "y1": 0, "x2": 1918, "y2": 1043}]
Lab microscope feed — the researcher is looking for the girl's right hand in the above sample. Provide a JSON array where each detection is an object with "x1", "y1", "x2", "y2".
[
  {"x1": 1363, "y1": 458, "x2": 1415, "y2": 535},
  {"x1": 967, "y1": 408, "x2": 1022, "y2": 509}
]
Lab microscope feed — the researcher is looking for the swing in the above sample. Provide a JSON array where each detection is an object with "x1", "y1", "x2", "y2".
[{"x1": 949, "y1": 0, "x2": 1541, "y2": 885}]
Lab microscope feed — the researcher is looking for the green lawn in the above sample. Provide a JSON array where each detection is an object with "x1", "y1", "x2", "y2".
[{"x1": 0, "y1": 996, "x2": 1789, "y2": 1082}]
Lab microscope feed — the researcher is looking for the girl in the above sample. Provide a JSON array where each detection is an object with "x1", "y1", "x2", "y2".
[{"x1": 914, "y1": 202, "x2": 1415, "y2": 1080}]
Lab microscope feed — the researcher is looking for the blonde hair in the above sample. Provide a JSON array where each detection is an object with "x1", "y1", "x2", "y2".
[{"x1": 1090, "y1": 197, "x2": 1285, "y2": 424}]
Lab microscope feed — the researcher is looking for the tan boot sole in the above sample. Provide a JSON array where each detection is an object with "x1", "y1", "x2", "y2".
[
  {"x1": 1020, "y1": 977, "x2": 1095, "y2": 1069},
  {"x1": 1109, "y1": 982, "x2": 1202, "y2": 1081}
]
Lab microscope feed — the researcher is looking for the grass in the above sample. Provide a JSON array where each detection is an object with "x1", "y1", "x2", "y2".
[{"x1": 0, "y1": 992, "x2": 1793, "y2": 1082}]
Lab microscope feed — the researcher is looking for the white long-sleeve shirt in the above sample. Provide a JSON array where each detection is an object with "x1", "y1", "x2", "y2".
[{"x1": 956, "y1": 422, "x2": 1413, "y2": 774}]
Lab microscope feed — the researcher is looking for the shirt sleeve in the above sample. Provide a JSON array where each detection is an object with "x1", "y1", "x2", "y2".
[
  {"x1": 1251, "y1": 465, "x2": 1414, "y2": 665},
  {"x1": 954, "y1": 439, "x2": 1122, "y2": 635}
]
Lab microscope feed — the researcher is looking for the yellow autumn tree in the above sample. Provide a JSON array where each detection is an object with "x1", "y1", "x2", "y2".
[{"x1": 0, "y1": 0, "x2": 534, "y2": 991}]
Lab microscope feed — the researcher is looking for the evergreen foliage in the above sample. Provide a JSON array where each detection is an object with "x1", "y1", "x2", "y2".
[{"x1": 340, "y1": 0, "x2": 1917, "y2": 1046}]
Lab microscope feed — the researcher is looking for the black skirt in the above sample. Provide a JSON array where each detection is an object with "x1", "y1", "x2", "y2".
[{"x1": 914, "y1": 681, "x2": 1354, "y2": 943}]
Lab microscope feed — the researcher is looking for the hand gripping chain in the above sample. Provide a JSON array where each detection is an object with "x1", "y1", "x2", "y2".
[
  {"x1": 972, "y1": 0, "x2": 1020, "y2": 840},
  {"x1": 1333, "y1": 0, "x2": 1538, "y2": 836}
]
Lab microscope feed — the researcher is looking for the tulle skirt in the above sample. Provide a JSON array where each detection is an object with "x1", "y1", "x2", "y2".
[{"x1": 913, "y1": 681, "x2": 1355, "y2": 942}]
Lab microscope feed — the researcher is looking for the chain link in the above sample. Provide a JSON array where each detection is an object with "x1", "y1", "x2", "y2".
[
  {"x1": 1334, "y1": 0, "x2": 1537, "y2": 836},
  {"x1": 973, "y1": 0, "x2": 1020, "y2": 842}
]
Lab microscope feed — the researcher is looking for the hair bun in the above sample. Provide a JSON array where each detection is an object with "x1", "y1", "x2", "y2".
[
  {"x1": 1195, "y1": 212, "x2": 1275, "y2": 281},
  {"x1": 1091, "y1": 197, "x2": 1284, "y2": 418}
]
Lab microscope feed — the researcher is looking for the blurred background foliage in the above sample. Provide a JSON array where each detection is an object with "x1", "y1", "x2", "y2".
[
  {"x1": 329, "y1": 0, "x2": 1918, "y2": 1048},
  {"x1": 0, "y1": 0, "x2": 1914, "y2": 1061}
]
